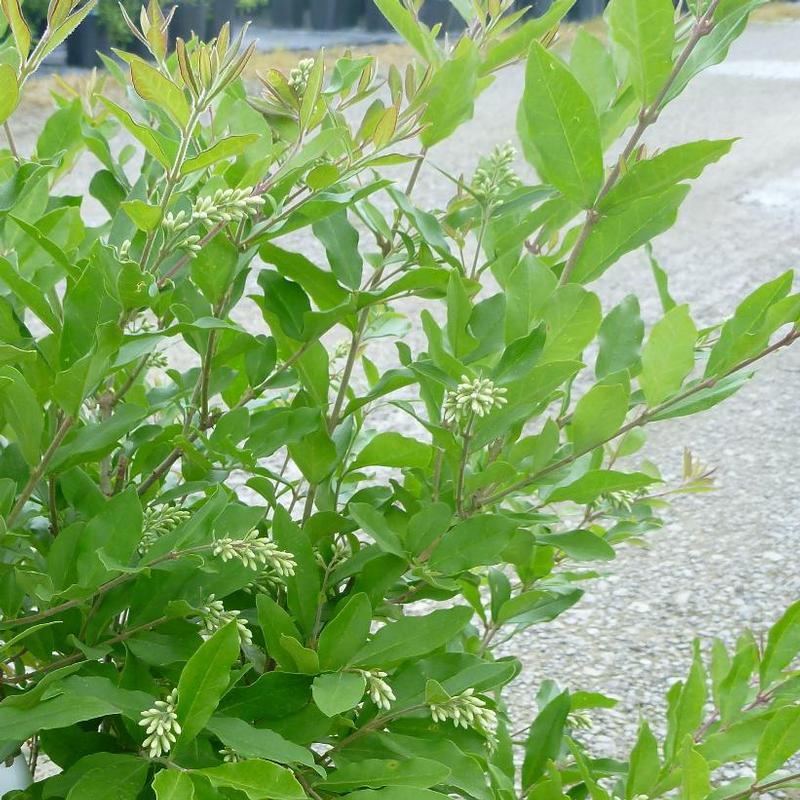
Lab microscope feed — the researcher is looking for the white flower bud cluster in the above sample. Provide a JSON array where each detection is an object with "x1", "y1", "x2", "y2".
[
  {"x1": 428, "y1": 688, "x2": 497, "y2": 735},
  {"x1": 242, "y1": 572, "x2": 282, "y2": 596},
  {"x1": 288, "y1": 58, "x2": 315, "y2": 95},
  {"x1": 192, "y1": 188, "x2": 265, "y2": 227},
  {"x1": 443, "y1": 376, "x2": 507, "y2": 425},
  {"x1": 212, "y1": 530, "x2": 297, "y2": 576},
  {"x1": 163, "y1": 210, "x2": 191, "y2": 234},
  {"x1": 220, "y1": 746, "x2": 241, "y2": 763},
  {"x1": 359, "y1": 669, "x2": 396, "y2": 711},
  {"x1": 314, "y1": 537, "x2": 350, "y2": 569},
  {"x1": 139, "y1": 688, "x2": 181, "y2": 758},
  {"x1": 197, "y1": 594, "x2": 253, "y2": 646},
  {"x1": 472, "y1": 142, "x2": 520, "y2": 204},
  {"x1": 139, "y1": 506, "x2": 191, "y2": 555}
]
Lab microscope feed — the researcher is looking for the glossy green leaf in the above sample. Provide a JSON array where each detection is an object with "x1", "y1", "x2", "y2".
[
  {"x1": 353, "y1": 606, "x2": 472, "y2": 668},
  {"x1": 153, "y1": 769, "x2": 196, "y2": 800},
  {"x1": 318, "y1": 593, "x2": 372, "y2": 671},
  {"x1": 197, "y1": 761, "x2": 306, "y2": 800},
  {"x1": 351, "y1": 432, "x2": 433, "y2": 471},
  {"x1": 131, "y1": 59, "x2": 190, "y2": 127},
  {"x1": 518, "y1": 42, "x2": 603, "y2": 208},
  {"x1": 756, "y1": 705, "x2": 800, "y2": 780},
  {"x1": 568, "y1": 382, "x2": 630, "y2": 453},
  {"x1": 319, "y1": 758, "x2": 451, "y2": 792},
  {"x1": 176, "y1": 623, "x2": 240, "y2": 744},
  {"x1": 522, "y1": 690, "x2": 570, "y2": 789},
  {"x1": 639, "y1": 305, "x2": 697, "y2": 406},
  {"x1": 596, "y1": 295, "x2": 644, "y2": 378},
  {"x1": 312, "y1": 671, "x2": 367, "y2": 717},
  {"x1": 0, "y1": 64, "x2": 19, "y2": 125},
  {"x1": 607, "y1": 0, "x2": 674, "y2": 105},
  {"x1": 760, "y1": 600, "x2": 800, "y2": 688}
]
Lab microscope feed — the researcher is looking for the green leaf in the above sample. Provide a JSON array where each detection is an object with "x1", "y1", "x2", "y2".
[
  {"x1": 570, "y1": 29, "x2": 617, "y2": 114},
  {"x1": 1, "y1": 0, "x2": 30, "y2": 59},
  {"x1": 353, "y1": 606, "x2": 473, "y2": 668},
  {"x1": 718, "y1": 632, "x2": 758, "y2": 722},
  {"x1": 0, "y1": 255, "x2": 61, "y2": 333},
  {"x1": 419, "y1": 39, "x2": 480, "y2": 147},
  {"x1": 760, "y1": 600, "x2": 800, "y2": 688},
  {"x1": 547, "y1": 470, "x2": 657, "y2": 505},
  {"x1": 349, "y1": 503, "x2": 405, "y2": 558},
  {"x1": 312, "y1": 672, "x2": 367, "y2": 717},
  {"x1": 518, "y1": 41, "x2": 603, "y2": 208},
  {"x1": 537, "y1": 530, "x2": 615, "y2": 562},
  {"x1": 606, "y1": 0, "x2": 674, "y2": 105},
  {"x1": 66, "y1": 755, "x2": 149, "y2": 800},
  {"x1": 0, "y1": 366, "x2": 43, "y2": 466},
  {"x1": 351, "y1": 432, "x2": 433, "y2": 471},
  {"x1": 666, "y1": 0, "x2": 766, "y2": 103},
  {"x1": 182, "y1": 135, "x2": 261, "y2": 175},
  {"x1": 494, "y1": 324, "x2": 546, "y2": 385},
  {"x1": 522, "y1": 691, "x2": 570, "y2": 789},
  {"x1": 664, "y1": 642, "x2": 706, "y2": 761},
  {"x1": 176, "y1": 623, "x2": 240, "y2": 744},
  {"x1": 98, "y1": 97, "x2": 170, "y2": 168},
  {"x1": 121, "y1": 199, "x2": 163, "y2": 232},
  {"x1": 568, "y1": 382, "x2": 630, "y2": 453},
  {"x1": 570, "y1": 185, "x2": 691, "y2": 284},
  {"x1": 428, "y1": 515, "x2": 517, "y2": 575},
  {"x1": 0, "y1": 64, "x2": 19, "y2": 125},
  {"x1": 319, "y1": 758, "x2": 451, "y2": 792},
  {"x1": 680, "y1": 741, "x2": 711, "y2": 800},
  {"x1": 131, "y1": 59, "x2": 190, "y2": 127},
  {"x1": 0, "y1": 691, "x2": 119, "y2": 742},
  {"x1": 481, "y1": 0, "x2": 575, "y2": 75},
  {"x1": 596, "y1": 295, "x2": 644, "y2": 378},
  {"x1": 626, "y1": 721, "x2": 660, "y2": 800},
  {"x1": 312, "y1": 210, "x2": 363, "y2": 291},
  {"x1": 540, "y1": 285, "x2": 602, "y2": 362},
  {"x1": 639, "y1": 305, "x2": 697, "y2": 406},
  {"x1": 197, "y1": 761, "x2": 306, "y2": 800},
  {"x1": 756, "y1": 705, "x2": 800, "y2": 780},
  {"x1": 373, "y1": 0, "x2": 439, "y2": 63},
  {"x1": 342, "y1": 791, "x2": 450, "y2": 800},
  {"x1": 153, "y1": 770, "x2": 195, "y2": 800},
  {"x1": 206, "y1": 717, "x2": 318, "y2": 771},
  {"x1": 318, "y1": 593, "x2": 372, "y2": 670},
  {"x1": 601, "y1": 140, "x2": 735, "y2": 213},
  {"x1": 256, "y1": 594, "x2": 304, "y2": 671},
  {"x1": 260, "y1": 243, "x2": 347, "y2": 310}
]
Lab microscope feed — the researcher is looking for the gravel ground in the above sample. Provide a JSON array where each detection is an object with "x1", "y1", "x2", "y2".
[{"x1": 10, "y1": 18, "x2": 800, "y2": 777}]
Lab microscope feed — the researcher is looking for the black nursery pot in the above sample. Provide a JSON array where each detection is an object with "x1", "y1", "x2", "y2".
[
  {"x1": 567, "y1": 0, "x2": 605, "y2": 20},
  {"x1": 211, "y1": 0, "x2": 236, "y2": 34},
  {"x1": 66, "y1": 13, "x2": 109, "y2": 68},
  {"x1": 270, "y1": 0, "x2": 307, "y2": 27},
  {"x1": 419, "y1": 0, "x2": 465, "y2": 32},
  {"x1": 311, "y1": 0, "x2": 363, "y2": 29},
  {"x1": 172, "y1": 1, "x2": 209, "y2": 40},
  {"x1": 364, "y1": 1, "x2": 392, "y2": 30}
]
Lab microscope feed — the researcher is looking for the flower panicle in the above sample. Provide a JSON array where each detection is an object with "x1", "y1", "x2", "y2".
[
  {"x1": 139, "y1": 688, "x2": 181, "y2": 758},
  {"x1": 212, "y1": 530, "x2": 296, "y2": 576},
  {"x1": 428, "y1": 688, "x2": 497, "y2": 736},
  {"x1": 443, "y1": 376, "x2": 507, "y2": 425}
]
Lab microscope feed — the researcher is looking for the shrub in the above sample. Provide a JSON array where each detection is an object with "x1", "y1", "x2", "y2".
[{"x1": 0, "y1": 0, "x2": 799, "y2": 798}]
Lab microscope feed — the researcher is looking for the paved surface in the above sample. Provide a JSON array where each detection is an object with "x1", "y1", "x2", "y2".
[{"x1": 12, "y1": 19, "x2": 800, "y2": 773}]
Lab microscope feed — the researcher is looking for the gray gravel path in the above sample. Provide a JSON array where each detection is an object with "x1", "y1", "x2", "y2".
[{"x1": 13, "y1": 19, "x2": 800, "y2": 772}]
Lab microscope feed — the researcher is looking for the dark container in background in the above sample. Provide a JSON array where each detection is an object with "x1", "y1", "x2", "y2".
[
  {"x1": 270, "y1": 0, "x2": 307, "y2": 26},
  {"x1": 66, "y1": 12, "x2": 109, "y2": 67},
  {"x1": 172, "y1": 0, "x2": 209, "y2": 40}
]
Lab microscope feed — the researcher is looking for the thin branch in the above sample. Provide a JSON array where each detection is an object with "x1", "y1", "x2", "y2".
[
  {"x1": 559, "y1": 0, "x2": 720, "y2": 286},
  {"x1": 481, "y1": 327, "x2": 800, "y2": 507},
  {"x1": 6, "y1": 416, "x2": 75, "y2": 529},
  {"x1": 3, "y1": 121, "x2": 19, "y2": 164}
]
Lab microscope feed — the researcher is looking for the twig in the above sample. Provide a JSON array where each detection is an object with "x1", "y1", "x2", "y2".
[
  {"x1": 3, "y1": 122, "x2": 19, "y2": 164},
  {"x1": 481, "y1": 327, "x2": 800, "y2": 507},
  {"x1": 6, "y1": 416, "x2": 75, "y2": 529},
  {"x1": 559, "y1": 0, "x2": 720, "y2": 286}
]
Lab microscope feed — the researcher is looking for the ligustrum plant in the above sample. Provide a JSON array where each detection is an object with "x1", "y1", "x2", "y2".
[{"x1": 0, "y1": 0, "x2": 798, "y2": 798}]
